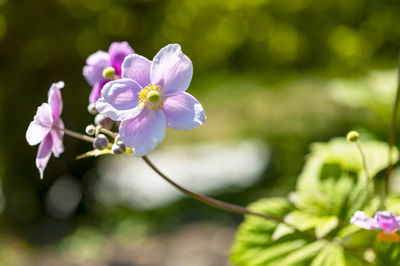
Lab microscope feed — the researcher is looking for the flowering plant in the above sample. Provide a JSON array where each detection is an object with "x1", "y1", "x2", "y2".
[{"x1": 26, "y1": 43, "x2": 400, "y2": 265}]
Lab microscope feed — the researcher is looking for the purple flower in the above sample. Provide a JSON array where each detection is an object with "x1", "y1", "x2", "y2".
[
  {"x1": 83, "y1": 42, "x2": 134, "y2": 103},
  {"x1": 350, "y1": 211, "x2": 400, "y2": 242},
  {"x1": 96, "y1": 44, "x2": 206, "y2": 156},
  {"x1": 26, "y1": 82, "x2": 65, "y2": 178}
]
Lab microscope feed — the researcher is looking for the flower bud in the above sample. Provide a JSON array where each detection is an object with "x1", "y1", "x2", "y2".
[
  {"x1": 102, "y1": 67, "x2": 115, "y2": 80},
  {"x1": 112, "y1": 137, "x2": 126, "y2": 154},
  {"x1": 94, "y1": 114, "x2": 113, "y2": 129},
  {"x1": 85, "y1": 124, "x2": 96, "y2": 135},
  {"x1": 87, "y1": 103, "x2": 98, "y2": 115},
  {"x1": 112, "y1": 142, "x2": 127, "y2": 154},
  {"x1": 346, "y1": 131, "x2": 359, "y2": 142},
  {"x1": 93, "y1": 134, "x2": 109, "y2": 150}
]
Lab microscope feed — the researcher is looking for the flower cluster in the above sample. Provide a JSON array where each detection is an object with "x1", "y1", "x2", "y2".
[{"x1": 26, "y1": 43, "x2": 206, "y2": 178}]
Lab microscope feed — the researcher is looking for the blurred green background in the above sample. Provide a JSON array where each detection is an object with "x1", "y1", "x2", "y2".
[{"x1": 1, "y1": 0, "x2": 400, "y2": 265}]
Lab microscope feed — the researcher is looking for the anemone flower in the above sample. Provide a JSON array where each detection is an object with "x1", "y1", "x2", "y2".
[
  {"x1": 96, "y1": 44, "x2": 206, "y2": 156},
  {"x1": 26, "y1": 82, "x2": 65, "y2": 178}
]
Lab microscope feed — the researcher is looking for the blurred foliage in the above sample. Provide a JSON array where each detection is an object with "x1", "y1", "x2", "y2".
[
  {"x1": 330, "y1": 69, "x2": 397, "y2": 124},
  {"x1": 0, "y1": 0, "x2": 399, "y2": 263},
  {"x1": 231, "y1": 138, "x2": 398, "y2": 265}
]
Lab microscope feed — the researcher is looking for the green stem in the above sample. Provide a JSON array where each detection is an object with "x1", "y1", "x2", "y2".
[
  {"x1": 355, "y1": 140, "x2": 373, "y2": 200},
  {"x1": 386, "y1": 54, "x2": 400, "y2": 194},
  {"x1": 355, "y1": 141, "x2": 370, "y2": 180}
]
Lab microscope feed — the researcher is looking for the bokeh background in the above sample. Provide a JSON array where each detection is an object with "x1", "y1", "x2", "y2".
[{"x1": 1, "y1": 0, "x2": 400, "y2": 265}]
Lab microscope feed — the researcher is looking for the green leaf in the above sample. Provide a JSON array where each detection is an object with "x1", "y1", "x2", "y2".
[
  {"x1": 310, "y1": 242, "x2": 345, "y2": 266},
  {"x1": 76, "y1": 147, "x2": 133, "y2": 159},
  {"x1": 310, "y1": 138, "x2": 398, "y2": 178},
  {"x1": 375, "y1": 241, "x2": 400, "y2": 266},
  {"x1": 273, "y1": 240, "x2": 327, "y2": 266},
  {"x1": 231, "y1": 138, "x2": 391, "y2": 265},
  {"x1": 284, "y1": 211, "x2": 338, "y2": 238}
]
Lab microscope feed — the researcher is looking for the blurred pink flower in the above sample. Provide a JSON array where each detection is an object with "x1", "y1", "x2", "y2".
[
  {"x1": 26, "y1": 82, "x2": 65, "y2": 178},
  {"x1": 83, "y1": 42, "x2": 134, "y2": 103},
  {"x1": 351, "y1": 210, "x2": 400, "y2": 242}
]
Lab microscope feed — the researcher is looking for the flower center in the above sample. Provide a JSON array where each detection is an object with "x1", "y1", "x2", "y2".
[
  {"x1": 147, "y1": 91, "x2": 160, "y2": 103},
  {"x1": 138, "y1": 84, "x2": 165, "y2": 110}
]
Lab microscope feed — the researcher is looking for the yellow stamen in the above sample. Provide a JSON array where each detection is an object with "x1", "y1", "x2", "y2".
[
  {"x1": 137, "y1": 84, "x2": 165, "y2": 111},
  {"x1": 377, "y1": 232, "x2": 400, "y2": 242}
]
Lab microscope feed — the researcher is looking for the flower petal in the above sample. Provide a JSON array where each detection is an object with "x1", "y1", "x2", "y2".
[
  {"x1": 51, "y1": 119, "x2": 64, "y2": 157},
  {"x1": 150, "y1": 44, "x2": 193, "y2": 96},
  {"x1": 350, "y1": 211, "x2": 380, "y2": 230},
  {"x1": 48, "y1": 81, "x2": 64, "y2": 121},
  {"x1": 26, "y1": 103, "x2": 53, "y2": 146},
  {"x1": 121, "y1": 54, "x2": 152, "y2": 88},
  {"x1": 162, "y1": 92, "x2": 206, "y2": 130},
  {"x1": 83, "y1": 51, "x2": 109, "y2": 86},
  {"x1": 375, "y1": 211, "x2": 400, "y2": 233},
  {"x1": 96, "y1": 79, "x2": 143, "y2": 121},
  {"x1": 119, "y1": 109, "x2": 166, "y2": 156},
  {"x1": 108, "y1": 42, "x2": 134, "y2": 75},
  {"x1": 36, "y1": 134, "x2": 53, "y2": 179},
  {"x1": 89, "y1": 80, "x2": 108, "y2": 104}
]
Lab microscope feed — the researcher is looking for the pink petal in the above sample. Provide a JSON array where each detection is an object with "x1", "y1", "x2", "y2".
[
  {"x1": 121, "y1": 54, "x2": 152, "y2": 88},
  {"x1": 36, "y1": 134, "x2": 53, "y2": 179},
  {"x1": 150, "y1": 44, "x2": 193, "y2": 96},
  {"x1": 26, "y1": 103, "x2": 53, "y2": 146},
  {"x1": 119, "y1": 109, "x2": 166, "y2": 156},
  {"x1": 108, "y1": 42, "x2": 134, "y2": 75},
  {"x1": 89, "y1": 80, "x2": 108, "y2": 104},
  {"x1": 96, "y1": 79, "x2": 143, "y2": 121},
  {"x1": 48, "y1": 81, "x2": 64, "y2": 121},
  {"x1": 51, "y1": 119, "x2": 64, "y2": 157},
  {"x1": 350, "y1": 211, "x2": 380, "y2": 230},
  {"x1": 83, "y1": 51, "x2": 109, "y2": 86},
  {"x1": 375, "y1": 211, "x2": 400, "y2": 233},
  {"x1": 163, "y1": 92, "x2": 206, "y2": 130}
]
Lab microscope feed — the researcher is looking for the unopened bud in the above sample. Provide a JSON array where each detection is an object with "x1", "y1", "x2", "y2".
[
  {"x1": 85, "y1": 124, "x2": 96, "y2": 135},
  {"x1": 87, "y1": 103, "x2": 98, "y2": 115},
  {"x1": 112, "y1": 142, "x2": 127, "y2": 154},
  {"x1": 95, "y1": 114, "x2": 113, "y2": 129},
  {"x1": 346, "y1": 131, "x2": 359, "y2": 142},
  {"x1": 93, "y1": 134, "x2": 109, "y2": 150},
  {"x1": 102, "y1": 67, "x2": 115, "y2": 80}
]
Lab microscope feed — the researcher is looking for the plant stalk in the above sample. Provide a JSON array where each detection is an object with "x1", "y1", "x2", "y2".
[
  {"x1": 386, "y1": 54, "x2": 400, "y2": 194},
  {"x1": 53, "y1": 125, "x2": 95, "y2": 143}
]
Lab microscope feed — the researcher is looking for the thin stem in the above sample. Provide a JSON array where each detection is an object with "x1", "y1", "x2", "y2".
[
  {"x1": 100, "y1": 128, "x2": 118, "y2": 138},
  {"x1": 142, "y1": 155, "x2": 329, "y2": 241},
  {"x1": 386, "y1": 53, "x2": 400, "y2": 194},
  {"x1": 355, "y1": 141, "x2": 370, "y2": 180},
  {"x1": 53, "y1": 125, "x2": 95, "y2": 143}
]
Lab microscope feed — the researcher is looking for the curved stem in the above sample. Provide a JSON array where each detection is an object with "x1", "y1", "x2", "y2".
[
  {"x1": 142, "y1": 155, "x2": 328, "y2": 241},
  {"x1": 386, "y1": 54, "x2": 400, "y2": 194}
]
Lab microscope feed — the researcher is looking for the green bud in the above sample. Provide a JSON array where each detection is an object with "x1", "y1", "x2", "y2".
[{"x1": 346, "y1": 131, "x2": 359, "y2": 142}]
